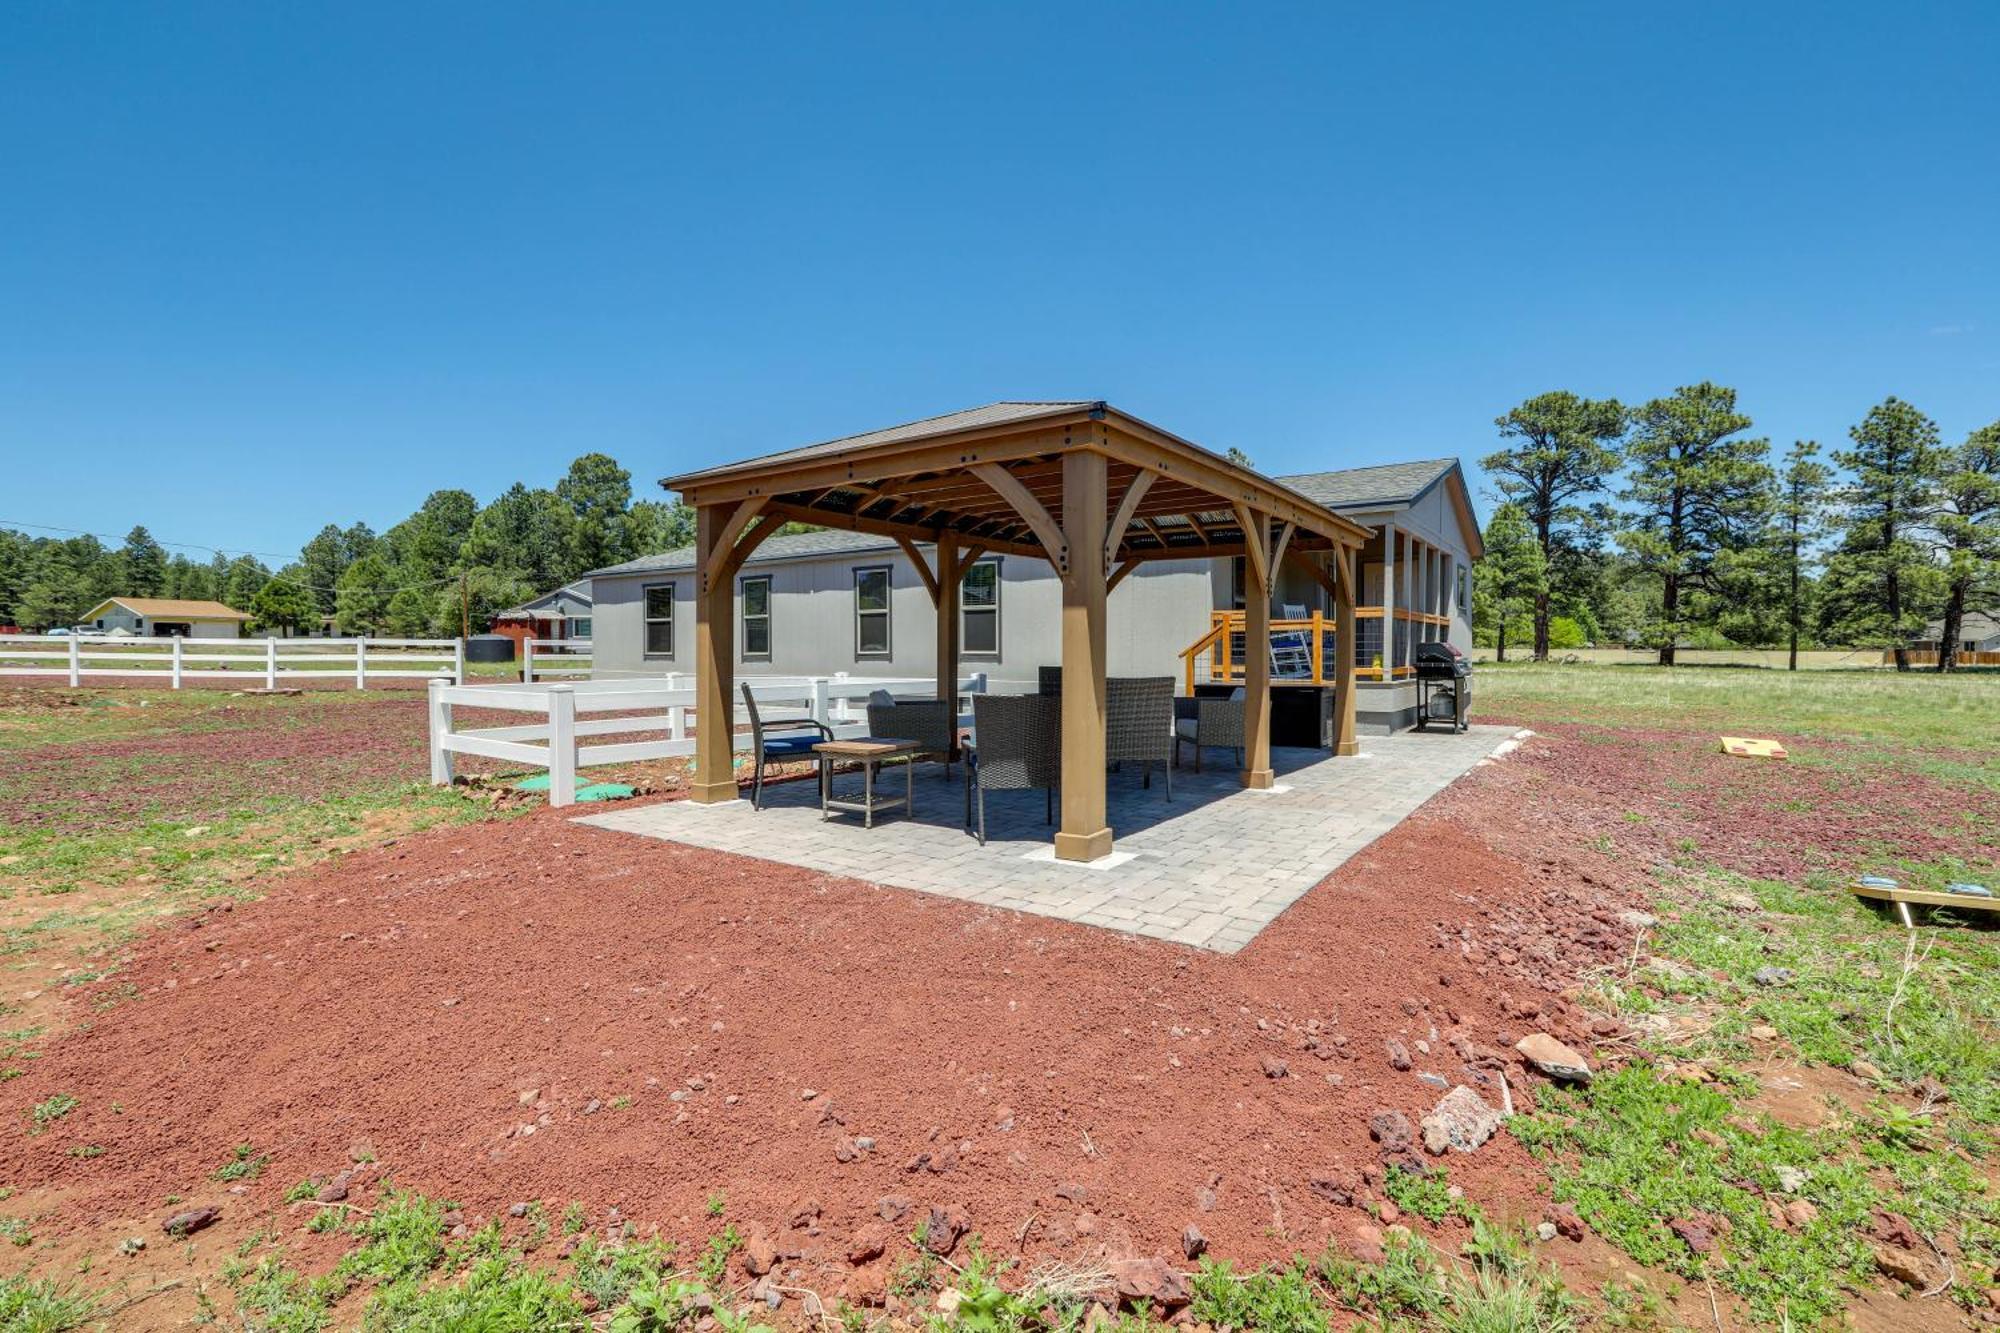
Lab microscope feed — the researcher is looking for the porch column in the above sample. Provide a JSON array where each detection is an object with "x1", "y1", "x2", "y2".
[
  {"x1": 1379, "y1": 521, "x2": 1396, "y2": 677},
  {"x1": 1055, "y1": 450, "x2": 1112, "y2": 861},
  {"x1": 934, "y1": 533, "x2": 960, "y2": 710},
  {"x1": 691, "y1": 503, "x2": 739, "y2": 804},
  {"x1": 1241, "y1": 515, "x2": 1275, "y2": 789},
  {"x1": 1333, "y1": 545, "x2": 1359, "y2": 756}
]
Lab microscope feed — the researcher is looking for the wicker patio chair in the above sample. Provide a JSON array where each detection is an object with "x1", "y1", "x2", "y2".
[
  {"x1": 1105, "y1": 675, "x2": 1174, "y2": 796},
  {"x1": 1037, "y1": 665, "x2": 1062, "y2": 696},
  {"x1": 740, "y1": 681, "x2": 832, "y2": 809},
  {"x1": 965, "y1": 693, "x2": 1060, "y2": 844},
  {"x1": 1173, "y1": 687, "x2": 1246, "y2": 773},
  {"x1": 866, "y1": 698, "x2": 957, "y2": 779}
]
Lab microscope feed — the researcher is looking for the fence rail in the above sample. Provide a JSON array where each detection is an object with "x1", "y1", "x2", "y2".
[
  {"x1": 523, "y1": 637, "x2": 592, "y2": 682},
  {"x1": 429, "y1": 673, "x2": 986, "y2": 806},
  {"x1": 0, "y1": 635, "x2": 464, "y2": 689},
  {"x1": 1887, "y1": 649, "x2": 2000, "y2": 667}
]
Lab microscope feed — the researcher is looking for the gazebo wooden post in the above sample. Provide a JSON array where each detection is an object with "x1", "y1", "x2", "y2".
[
  {"x1": 691, "y1": 502, "x2": 740, "y2": 804},
  {"x1": 933, "y1": 533, "x2": 961, "y2": 719},
  {"x1": 1055, "y1": 449, "x2": 1112, "y2": 861},
  {"x1": 1240, "y1": 511, "x2": 1275, "y2": 790},
  {"x1": 1332, "y1": 545, "x2": 1360, "y2": 757}
]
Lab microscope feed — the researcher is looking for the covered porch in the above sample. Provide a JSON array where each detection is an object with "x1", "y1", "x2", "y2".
[{"x1": 666, "y1": 401, "x2": 1373, "y2": 863}]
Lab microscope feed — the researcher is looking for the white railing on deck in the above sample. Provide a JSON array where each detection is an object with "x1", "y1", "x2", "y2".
[
  {"x1": 428, "y1": 673, "x2": 987, "y2": 807},
  {"x1": 0, "y1": 635, "x2": 464, "y2": 689},
  {"x1": 522, "y1": 637, "x2": 592, "y2": 683}
]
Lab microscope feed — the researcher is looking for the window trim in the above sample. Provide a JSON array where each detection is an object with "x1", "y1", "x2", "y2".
[
  {"x1": 959, "y1": 557, "x2": 1002, "y2": 660},
  {"x1": 853, "y1": 564, "x2": 893, "y2": 659},
  {"x1": 739, "y1": 574, "x2": 773, "y2": 662},
  {"x1": 571, "y1": 616, "x2": 593, "y2": 640},
  {"x1": 641, "y1": 582, "x2": 675, "y2": 659}
]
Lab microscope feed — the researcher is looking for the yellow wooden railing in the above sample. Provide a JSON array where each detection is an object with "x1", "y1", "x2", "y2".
[{"x1": 1179, "y1": 607, "x2": 1451, "y2": 693}]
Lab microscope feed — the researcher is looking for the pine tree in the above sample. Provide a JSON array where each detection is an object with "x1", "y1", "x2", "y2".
[
  {"x1": 1618, "y1": 383, "x2": 1775, "y2": 664},
  {"x1": 1482, "y1": 391, "x2": 1627, "y2": 659},
  {"x1": 121, "y1": 525, "x2": 168, "y2": 597},
  {"x1": 1473, "y1": 503, "x2": 1547, "y2": 661},
  {"x1": 1931, "y1": 421, "x2": 2000, "y2": 672},
  {"x1": 1773, "y1": 441, "x2": 1833, "y2": 670},
  {"x1": 1827, "y1": 397, "x2": 1946, "y2": 670}
]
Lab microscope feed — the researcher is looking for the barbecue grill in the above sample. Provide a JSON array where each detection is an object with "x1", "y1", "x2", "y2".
[{"x1": 1413, "y1": 640, "x2": 1471, "y2": 732}]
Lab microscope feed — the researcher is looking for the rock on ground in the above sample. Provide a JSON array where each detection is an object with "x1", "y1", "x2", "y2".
[
  {"x1": 1515, "y1": 1033, "x2": 1592, "y2": 1082},
  {"x1": 1420, "y1": 1086, "x2": 1502, "y2": 1154}
]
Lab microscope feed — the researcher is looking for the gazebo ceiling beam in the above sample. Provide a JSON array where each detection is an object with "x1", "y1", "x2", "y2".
[{"x1": 758, "y1": 500, "x2": 1045, "y2": 559}]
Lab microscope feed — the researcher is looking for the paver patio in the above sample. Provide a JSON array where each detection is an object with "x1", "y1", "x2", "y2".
[{"x1": 578, "y1": 723, "x2": 1523, "y2": 952}]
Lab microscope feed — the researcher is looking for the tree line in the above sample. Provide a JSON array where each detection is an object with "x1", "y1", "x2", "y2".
[
  {"x1": 0, "y1": 454, "x2": 712, "y2": 638},
  {"x1": 1472, "y1": 386, "x2": 2000, "y2": 671}
]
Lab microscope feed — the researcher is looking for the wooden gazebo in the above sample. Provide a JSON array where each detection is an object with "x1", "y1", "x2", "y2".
[{"x1": 661, "y1": 401, "x2": 1372, "y2": 862}]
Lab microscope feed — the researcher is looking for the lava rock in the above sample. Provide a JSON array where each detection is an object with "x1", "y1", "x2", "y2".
[
  {"x1": 1368, "y1": 1108, "x2": 1415, "y2": 1153},
  {"x1": 163, "y1": 1206, "x2": 221, "y2": 1237},
  {"x1": 1547, "y1": 1201, "x2": 1585, "y2": 1241},
  {"x1": 1108, "y1": 1257, "x2": 1190, "y2": 1308},
  {"x1": 317, "y1": 1173, "x2": 352, "y2": 1204},
  {"x1": 743, "y1": 1231, "x2": 777, "y2": 1277},
  {"x1": 1384, "y1": 1039, "x2": 1413, "y2": 1071},
  {"x1": 1260, "y1": 1055, "x2": 1289, "y2": 1079},
  {"x1": 924, "y1": 1204, "x2": 970, "y2": 1256},
  {"x1": 1181, "y1": 1225, "x2": 1207, "y2": 1260},
  {"x1": 847, "y1": 1224, "x2": 889, "y2": 1264},
  {"x1": 1669, "y1": 1217, "x2": 1715, "y2": 1254},
  {"x1": 1750, "y1": 966, "x2": 1793, "y2": 987}
]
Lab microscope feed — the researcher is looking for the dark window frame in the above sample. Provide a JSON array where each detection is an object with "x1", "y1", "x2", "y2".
[
  {"x1": 960, "y1": 557, "x2": 1002, "y2": 660},
  {"x1": 739, "y1": 574, "x2": 773, "y2": 662},
  {"x1": 853, "y1": 565, "x2": 893, "y2": 659},
  {"x1": 641, "y1": 583, "x2": 675, "y2": 659}
]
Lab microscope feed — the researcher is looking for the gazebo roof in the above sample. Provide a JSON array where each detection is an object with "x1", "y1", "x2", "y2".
[{"x1": 662, "y1": 400, "x2": 1369, "y2": 567}]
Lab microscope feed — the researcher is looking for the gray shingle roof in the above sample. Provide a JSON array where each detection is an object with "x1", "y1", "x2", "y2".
[
  {"x1": 1275, "y1": 459, "x2": 1459, "y2": 510},
  {"x1": 1919, "y1": 609, "x2": 2000, "y2": 640},
  {"x1": 662, "y1": 401, "x2": 1102, "y2": 488},
  {"x1": 585, "y1": 529, "x2": 902, "y2": 579}
]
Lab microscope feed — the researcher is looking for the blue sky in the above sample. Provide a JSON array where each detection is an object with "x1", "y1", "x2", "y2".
[{"x1": 3, "y1": 3, "x2": 1995, "y2": 563}]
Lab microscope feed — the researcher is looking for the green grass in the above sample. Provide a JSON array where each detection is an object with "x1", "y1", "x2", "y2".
[
  {"x1": 0, "y1": 1273, "x2": 99, "y2": 1332},
  {"x1": 1477, "y1": 661, "x2": 2000, "y2": 780}
]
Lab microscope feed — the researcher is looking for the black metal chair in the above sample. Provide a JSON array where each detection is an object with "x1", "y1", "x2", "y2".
[
  {"x1": 1173, "y1": 687, "x2": 1246, "y2": 773},
  {"x1": 965, "y1": 693, "x2": 1060, "y2": 844},
  {"x1": 866, "y1": 699, "x2": 957, "y2": 779},
  {"x1": 1037, "y1": 665, "x2": 1062, "y2": 697},
  {"x1": 740, "y1": 681, "x2": 831, "y2": 809},
  {"x1": 1105, "y1": 676, "x2": 1174, "y2": 796}
]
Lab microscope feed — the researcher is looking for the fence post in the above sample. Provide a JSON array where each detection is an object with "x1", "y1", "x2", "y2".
[
  {"x1": 453, "y1": 638, "x2": 465, "y2": 686},
  {"x1": 170, "y1": 636, "x2": 183, "y2": 690},
  {"x1": 524, "y1": 639, "x2": 536, "y2": 684},
  {"x1": 547, "y1": 685, "x2": 577, "y2": 807},
  {"x1": 68, "y1": 635, "x2": 81, "y2": 687},
  {"x1": 810, "y1": 677, "x2": 831, "y2": 727},
  {"x1": 264, "y1": 638, "x2": 277, "y2": 690},
  {"x1": 355, "y1": 639, "x2": 367, "y2": 690},
  {"x1": 428, "y1": 678, "x2": 455, "y2": 785}
]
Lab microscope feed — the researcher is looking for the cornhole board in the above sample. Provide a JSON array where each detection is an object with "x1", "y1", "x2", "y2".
[
  {"x1": 1850, "y1": 881, "x2": 2000, "y2": 929},
  {"x1": 1720, "y1": 736, "x2": 1788, "y2": 760}
]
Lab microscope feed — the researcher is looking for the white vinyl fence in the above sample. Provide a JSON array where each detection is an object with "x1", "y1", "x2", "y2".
[
  {"x1": 0, "y1": 635, "x2": 463, "y2": 689},
  {"x1": 522, "y1": 637, "x2": 591, "y2": 682},
  {"x1": 428, "y1": 673, "x2": 987, "y2": 806}
]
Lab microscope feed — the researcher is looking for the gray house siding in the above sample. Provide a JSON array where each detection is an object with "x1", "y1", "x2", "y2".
[{"x1": 591, "y1": 550, "x2": 1215, "y2": 687}]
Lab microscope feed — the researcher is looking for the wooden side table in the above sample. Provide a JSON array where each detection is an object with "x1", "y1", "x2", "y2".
[{"x1": 813, "y1": 738, "x2": 920, "y2": 827}]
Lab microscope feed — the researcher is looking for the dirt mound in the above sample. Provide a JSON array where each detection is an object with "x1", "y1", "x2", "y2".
[{"x1": 0, "y1": 742, "x2": 1641, "y2": 1288}]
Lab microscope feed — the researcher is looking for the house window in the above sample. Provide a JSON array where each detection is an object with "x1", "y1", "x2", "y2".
[
  {"x1": 643, "y1": 585, "x2": 674, "y2": 657},
  {"x1": 1457, "y1": 567, "x2": 1469, "y2": 615},
  {"x1": 961, "y1": 558, "x2": 1001, "y2": 656},
  {"x1": 740, "y1": 575, "x2": 772, "y2": 660},
  {"x1": 572, "y1": 616, "x2": 593, "y2": 640},
  {"x1": 854, "y1": 566, "x2": 892, "y2": 658}
]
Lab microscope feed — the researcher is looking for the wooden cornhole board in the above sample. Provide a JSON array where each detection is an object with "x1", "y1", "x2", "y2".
[
  {"x1": 1721, "y1": 736, "x2": 1788, "y2": 759},
  {"x1": 1851, "y1": 881, "x2": 2000, "y2": 929}
]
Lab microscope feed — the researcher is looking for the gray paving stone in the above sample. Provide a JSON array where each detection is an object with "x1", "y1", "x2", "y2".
[{"x1": 577, "y1": 726, "x2": 1518, "y2": 953}]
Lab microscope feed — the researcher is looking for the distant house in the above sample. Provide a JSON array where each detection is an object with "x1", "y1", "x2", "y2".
[
  {"x1": 80, "y1": 597, "x2": 251, "y2": 639},
  {"x1": 1913, "y1": 609, "x2": 2000, "y2": 655},
  {"x1": 490, "y1": 581, "x2": 592, "y2": 655}
]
